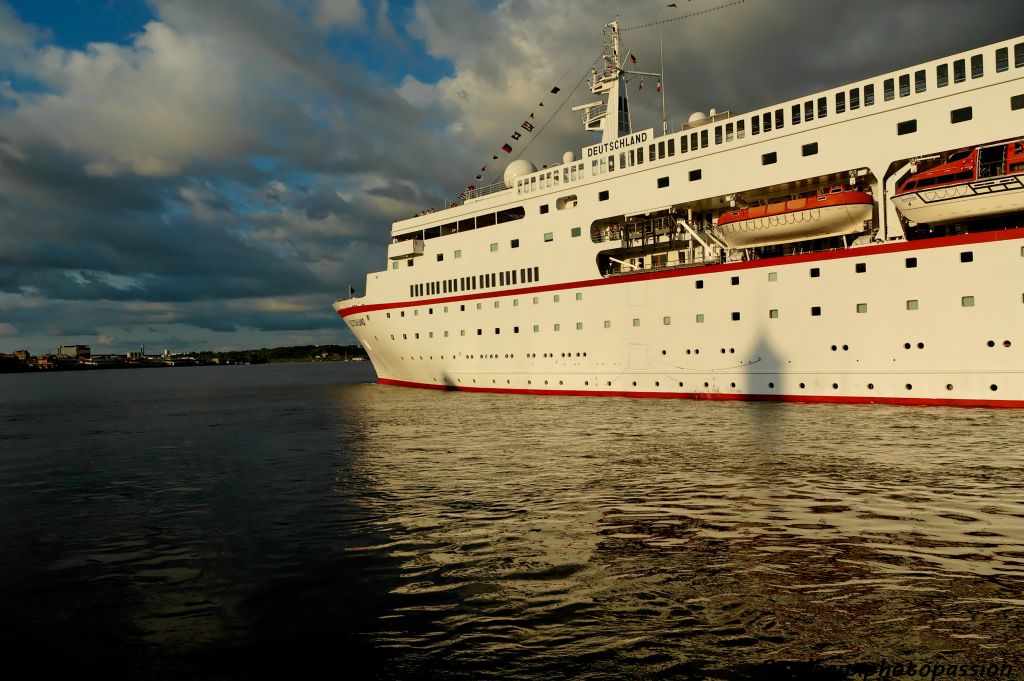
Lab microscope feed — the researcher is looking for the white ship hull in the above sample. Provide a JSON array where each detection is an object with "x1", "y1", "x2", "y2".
[{"x1": 334, "y1": 26, "x2": 1024, "y2": 408}]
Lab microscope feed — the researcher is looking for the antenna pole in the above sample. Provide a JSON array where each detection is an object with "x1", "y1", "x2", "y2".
[{"x1": 659, "y1": 25, "x2": 667, "y2": 135}]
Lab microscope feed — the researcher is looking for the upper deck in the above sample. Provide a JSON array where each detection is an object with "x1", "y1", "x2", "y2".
[{"x1": 391, "y1": 34, "x2": 1024, "y2": 240}]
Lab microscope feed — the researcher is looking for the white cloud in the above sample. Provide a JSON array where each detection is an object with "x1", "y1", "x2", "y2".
[
  {"x1": 0, "y1": 322, "x2": 19, "y2": 336},
  {"x1": 314, "y1": 0, "x2": 366, "y2": 30}
]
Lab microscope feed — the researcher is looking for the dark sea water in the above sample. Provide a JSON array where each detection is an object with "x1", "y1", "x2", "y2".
[{"x1": 1, "y1": 362, "x2": 1023, "y2": 680}]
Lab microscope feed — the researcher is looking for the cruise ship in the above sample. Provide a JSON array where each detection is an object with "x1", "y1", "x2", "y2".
[{"x1": 334, "y1": 19, "x2": 1024, "y2": 408}]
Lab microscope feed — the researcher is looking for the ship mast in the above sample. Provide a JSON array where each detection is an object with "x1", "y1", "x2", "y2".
[{"x1": 572, "y1": 18, "x2": 632, "y2": 143}]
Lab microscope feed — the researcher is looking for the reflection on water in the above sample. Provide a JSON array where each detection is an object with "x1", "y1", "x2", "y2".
[{"x1": 1, "y1": 363, "x2": 1022, "y2": 679}]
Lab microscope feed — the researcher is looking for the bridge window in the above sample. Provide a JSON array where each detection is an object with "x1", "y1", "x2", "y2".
[
  {"x1": 658, "y1": 141, "x2": 666, "y2": 158},
  {"x1": 1016, "y1": 43, "x2": 1024, "y2": 68},
  {"x1": 864, "y1": 84, "x2": 874, "y2": 105},
  {"x1": 792, "y1": 104, "x2": 801, "y2": 125},
  {"x1": 690, "y1": 132, "x2": 697, "y2": 150},
  {"x1": 835, "y1": 91, "x2": 846, "y2": 113},
  {"x1": 775, "y1": 108, "x2": 784, "y2": 129},
  {"x1": 680, "y1": 136, "x2": 688, "y2": 153},
  {"x1": 668, "y1": 138, "x2": 676, "y2": 156},
  {"x1": 726, "y1": 122, "x2": 734, "y2": 141},
  {"x1": 971, "y1": 54, "x2": 983, "y2": 79},
  {"x1": 715, "y1": 126, "x2": 723, "y2": 145},
  {"x1": 700, "y1": 130, "x2": 709, "y2": 148},
  {"x1": 899, "y1": 74, "x2": 910, "y2": 97},
  {"x1": 937, "y1": 64, "x2": 949, "y2": 87},
  {"x1": 763, "y1": 112, "x2": 772, "y2": 133},
  {"x1": 954, "y1": 58, "x2": 966, "y2": 83},
  {"x1": 737, "y1": 119, "x2": 745, "y2": 138},
  {"x1": 804, "y1": 101, "x2": 814, "y2": 121},
  {"x1": 997, "y1": 47, "x2": 1009, "y2": 72},
  {"x1": 751, "y1": 116, "x2": 760, "y2": 135},
  {"x1": 915, "y1": 69, "x2": 926, "y2": 93},
  {"x1": 849, "y1": 88, "x2": 860, "y2": 109},
  {"x1": 884, "y1": 78, "x2": 895, "y2": 101}
]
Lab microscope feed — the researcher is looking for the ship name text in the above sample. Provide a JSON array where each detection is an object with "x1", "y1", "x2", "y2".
[{"x1": 585, "y1": 128, "x2": 653, "y2": 158}]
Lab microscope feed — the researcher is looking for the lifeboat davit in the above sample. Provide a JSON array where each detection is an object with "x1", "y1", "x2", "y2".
[
  {"x1": 893, "y1": 140, "x2": 1024, "y2": 225},
  {"x1": 715, "y1": 187, "x2": 873, "y2": 249}
]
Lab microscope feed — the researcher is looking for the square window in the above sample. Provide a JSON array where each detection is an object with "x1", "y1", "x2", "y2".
[
  {"x1": 906, "y1": 299, "x2": 919, "y2": 310},
  {"x1": 604, "y1": 320, "x2": 611, "y2": 328},
  {"x1": 768, "y1": 271, "x2": 778, "y2": 282},
  {"x1": 962, "y1": 295, "x2": 975, "y2": 307},
  {"x1": 513, "y1": 299, "x2": 519, "y2": 307},
  {"x1": 856, "y1": 303, "x2": 868, "y2": 313},
  {"x1": 477, "y1": 329, "x2": 482, "y2": 335},
  {"x1": 511, "y1": 239, "x2": 520, "y2": 248},
  {"x1": 490, "y1": 242, "x2": 498, "y2": 252},
  {"x1": 540, "y1": 204, "x2": 549, "y2": 214},
  {"x1": 444, "y1": 330, "x2": 449, "y2": 337},
  {"x1": 599, "y1": 190, "x2": 609, "y2": 201},
  {"x1": 633, "y1": 318, "x2": 640, "y2": 327},
  {"x1": 811, "y1": 306, "x2": 822, "y2": 316},
  {"x1": 494, "y1": 301, "x2": 500, "y2": 308},
  {"x1": 769, "y1": 309, "x2": 779, "y2": 319},
  {"x1": 951, "y1": 106, "x2": 973, "y2": 124},
  {"x1": 855, "y1": 263, "x2": 866, "y2": 273},
  {"x1": 554, "y1": 324, "x2": 560, "y2": 331},
  {"x1": 897, "y1": 119, "x2": 917, "y2": 135},
  {"x1": 689, "y1": 169, "x2": 702, "y2": 181},
  {"x1": 460, "y1": 330, "x2": 465, "y2": 336},
  {"x1": 905, "y1": 257, "x2": 917, "y2": 268},
  {"x1": 731, "y1": 312, "x2": 740, "y2": 321},
  {"x1": 495, "y1": 328, "x2": 500, "y2": 334},
  {"x1": 810, "y1": 267, "x2": 820, "y2": 278},
  {"x1": 514, "y1": 326, "x2": 519, "y2": 334},
  {"x1": 571, "y1": 226, "x2": 582, "y2": 237},
  {"x1": 454, "y1": 250, "x2": 461, "y2": 258},
  {"x1": 663, "y1": 316, "x2": 671, "y2": 325},
  {"x1": 960, "y1": 251, "x2": 973, "y2": 262},
  {"x1": 553, "y1": 294, "x2": 560, "y2": 302},
  {"x1": 532, "y1": 296, "x2": 539, "y2": 304},
  {"x1": 392, "y1": 262, "x2": 398, "y2": 269},
  {"x1": 575, "y1": 292, "x2": 582, "y2": 300},
  {"x1": 802, "y1": 142, "x2": 818, "y2": 157},
  {"x1": 476, "y1": 302, "x2": 482, "y2": 309},
  {"x1": 437, "y1": 253, "x2": 443, "y2": 261},
  {"x1": 762, "y1": 151, "x2": 777, "y2": 165},
  {"x1": 696, "y1": 313, "x2": 705, "y2": 323},
  {"x1": 1013, "y1": 94, "x2": 1024, "y2": 111},
  {"x1": 731, "y1": 276, "x2": 740, "y2": 285},
  {"x1": 576, "y1": 322, "x2": 583, "y2": 330},
  {"x1": 695, "y1": 280, "x2": 704, "y2": 289},
  {"x1": 543, "y1": 232, "x2": 553, "y2": 242},
  {"x1": 657, "y1": 176, "x2": 670, "y2": 188},
  {"x1": 533, "y1": 324, "x2": 539, "y2": 332}
]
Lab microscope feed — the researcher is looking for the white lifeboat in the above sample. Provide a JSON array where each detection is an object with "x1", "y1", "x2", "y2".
[
  {"x1": 893, "y1": 140, "x2": 1024, "y2": 225},
  {"x1": 715, "y1": 187, "x2": 873, "y2": 249}
]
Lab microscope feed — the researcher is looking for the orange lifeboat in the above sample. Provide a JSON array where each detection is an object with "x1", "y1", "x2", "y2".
[{"x1": 715, "y1": 187, "x2": 874, "y2": 248}]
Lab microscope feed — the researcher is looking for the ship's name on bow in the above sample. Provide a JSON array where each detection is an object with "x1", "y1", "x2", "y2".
[{"x1": 585, "y1": 129, "x2": 653, "y2": 158}]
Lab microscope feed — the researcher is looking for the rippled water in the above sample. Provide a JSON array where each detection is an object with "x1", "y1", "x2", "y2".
[{"x1": 1, "y1": 363, "x2": 1022, "y2": 679}]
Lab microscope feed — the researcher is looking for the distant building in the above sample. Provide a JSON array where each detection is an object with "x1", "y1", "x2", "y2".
[
  {"x1": 13, "y1": 350, "x2": 30, "y2": 360},
  {"x1": 58, "y1": 345, "x2": 91, "y2": 359}
]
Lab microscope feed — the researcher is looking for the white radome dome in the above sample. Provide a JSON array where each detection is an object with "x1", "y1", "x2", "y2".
[
  {"x1": 688, "y1": 111, "x2": 707, "y2": 124},
  {"x1": 503, "y1": 159, "x2": 538, "y2": 188},
  {"x1": 562, "y1": 151, "x2": 575, "y2": 164}
]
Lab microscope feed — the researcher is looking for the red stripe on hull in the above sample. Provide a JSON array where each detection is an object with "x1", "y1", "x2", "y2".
[
  {"x1": 377, "y1": 377, "x2": 1024, "y2": 409},
  {"x1": 339, "y1": 227, "x2": 1024, "y2": 319}
]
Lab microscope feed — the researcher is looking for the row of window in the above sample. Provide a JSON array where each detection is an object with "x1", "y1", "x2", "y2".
[
  {"x1": 517, "y1": 162, "x2": 587, "y2": 196},
  {"x1": 410, "y1": 267, "x2": 542, "y2": 298}
]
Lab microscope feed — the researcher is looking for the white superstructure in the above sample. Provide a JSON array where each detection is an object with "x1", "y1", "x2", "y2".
[{"x1": 334, "y1": 20, "x2": 1024, "y2": 408}]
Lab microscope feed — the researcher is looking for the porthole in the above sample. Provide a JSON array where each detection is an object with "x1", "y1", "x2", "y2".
[
  {"x1": 632, "y1": 381, "x2": 637, "y2": 386},
  {"x1": 867, "y1": 383, "x2": 874, "y2": 390},
  {"x1": 704, "y1": 382, "x2": 710, "y2": 388},
  {"x1": 730, "y1": 348, "x2": 735, "y2": 354},
  {"x1": 687, "y1": 349, "x2": 691, "y2": 355},
  {"x1": 768, "y1": 382, "x2": 775, "y2": 389},
  {"x1": 1004, "y1": 340, "x2": 1012, "y2": 348},
  {"x1": 607, "y1": 381, "x2": 612, "y2": 386},
  {"x1": 831, "y1": 345, "x2": 838, "y2": 351},
  {"x1": 991, "y1": 384, "x2": 999, "y2": 392},
  {"x1": 842, "y1": 345, "x2": 849, "y2": 351},
  {"x1": 946, "y1": 384, "x2": 954, "y2": 391},
  {"x1": 799, "y1": 382, "x2": 805, "y2": 389},
  {"x1": 559, "y1": 381, "x2": 563, "y2": 385},
  {"x1": 678, "y1": 382, "x2": 683, "y2": 387},
  {"x1": 832, "y1": 383, "x2": 839, "y2": 389},
  {"x1": 730, "y1": 382, "x2": 736, "y2": 388},
  {"x1": 585, "y1": 381, "x2": 589, "y2": 386},
  {"x1": 904, "y1": 343, "x2": 912, "y2": 349},
  {"x1": 695, "y1": 349, "x2": 700, "y2": 355},
  {"x1": 917, "y1": 342, "x2": 924, "y2": 349},
  {"x1": 528, "y1": 380, "x2": 532, "y2": 385},
  {"x1": 655, "y1": 381, "x2": 661, "y2": 387},
  {"x1": 905, "y1": 383, "x2": 913, "y2": 390},
  {"x1": 721, "y1": 348, "x2": 726, "y2": 354},
  {"x1": 662, "y1": 350, "x2": 667, "y2": 355},
  {"x1": 544, "y1": 380, "x2": 549, "y2": 385},
  {"x1": 987, "y1": 340, "x2": 995, "y2": 347}
]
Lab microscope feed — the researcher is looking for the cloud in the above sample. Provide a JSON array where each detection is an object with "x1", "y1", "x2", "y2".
[
  {"x1": 313, "y1": 0, "x2": 366, "y2": 31},
  {"x1": 0, "y1": 322, "x2": 18, "y2": 336}
]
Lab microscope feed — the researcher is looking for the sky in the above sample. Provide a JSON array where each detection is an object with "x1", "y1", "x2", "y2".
[{"x1": 1, "y1": 0, "x2": 1023, "y2": 354}]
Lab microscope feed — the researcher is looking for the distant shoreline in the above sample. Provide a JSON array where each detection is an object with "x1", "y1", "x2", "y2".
[{"x1": 0, "y1": 344, "x2": 368, "y2": 374}]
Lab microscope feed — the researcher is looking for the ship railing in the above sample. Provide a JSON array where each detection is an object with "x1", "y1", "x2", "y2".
[
  {"x1": 461, "y1": 180, "x2": 509, "y2": 202},
  {"x1": 580, "y1": 103, "x2": 608, "y2": 126},
  {"x1": 680, "y1": 110, "x2": 735, "y2": 131}
]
